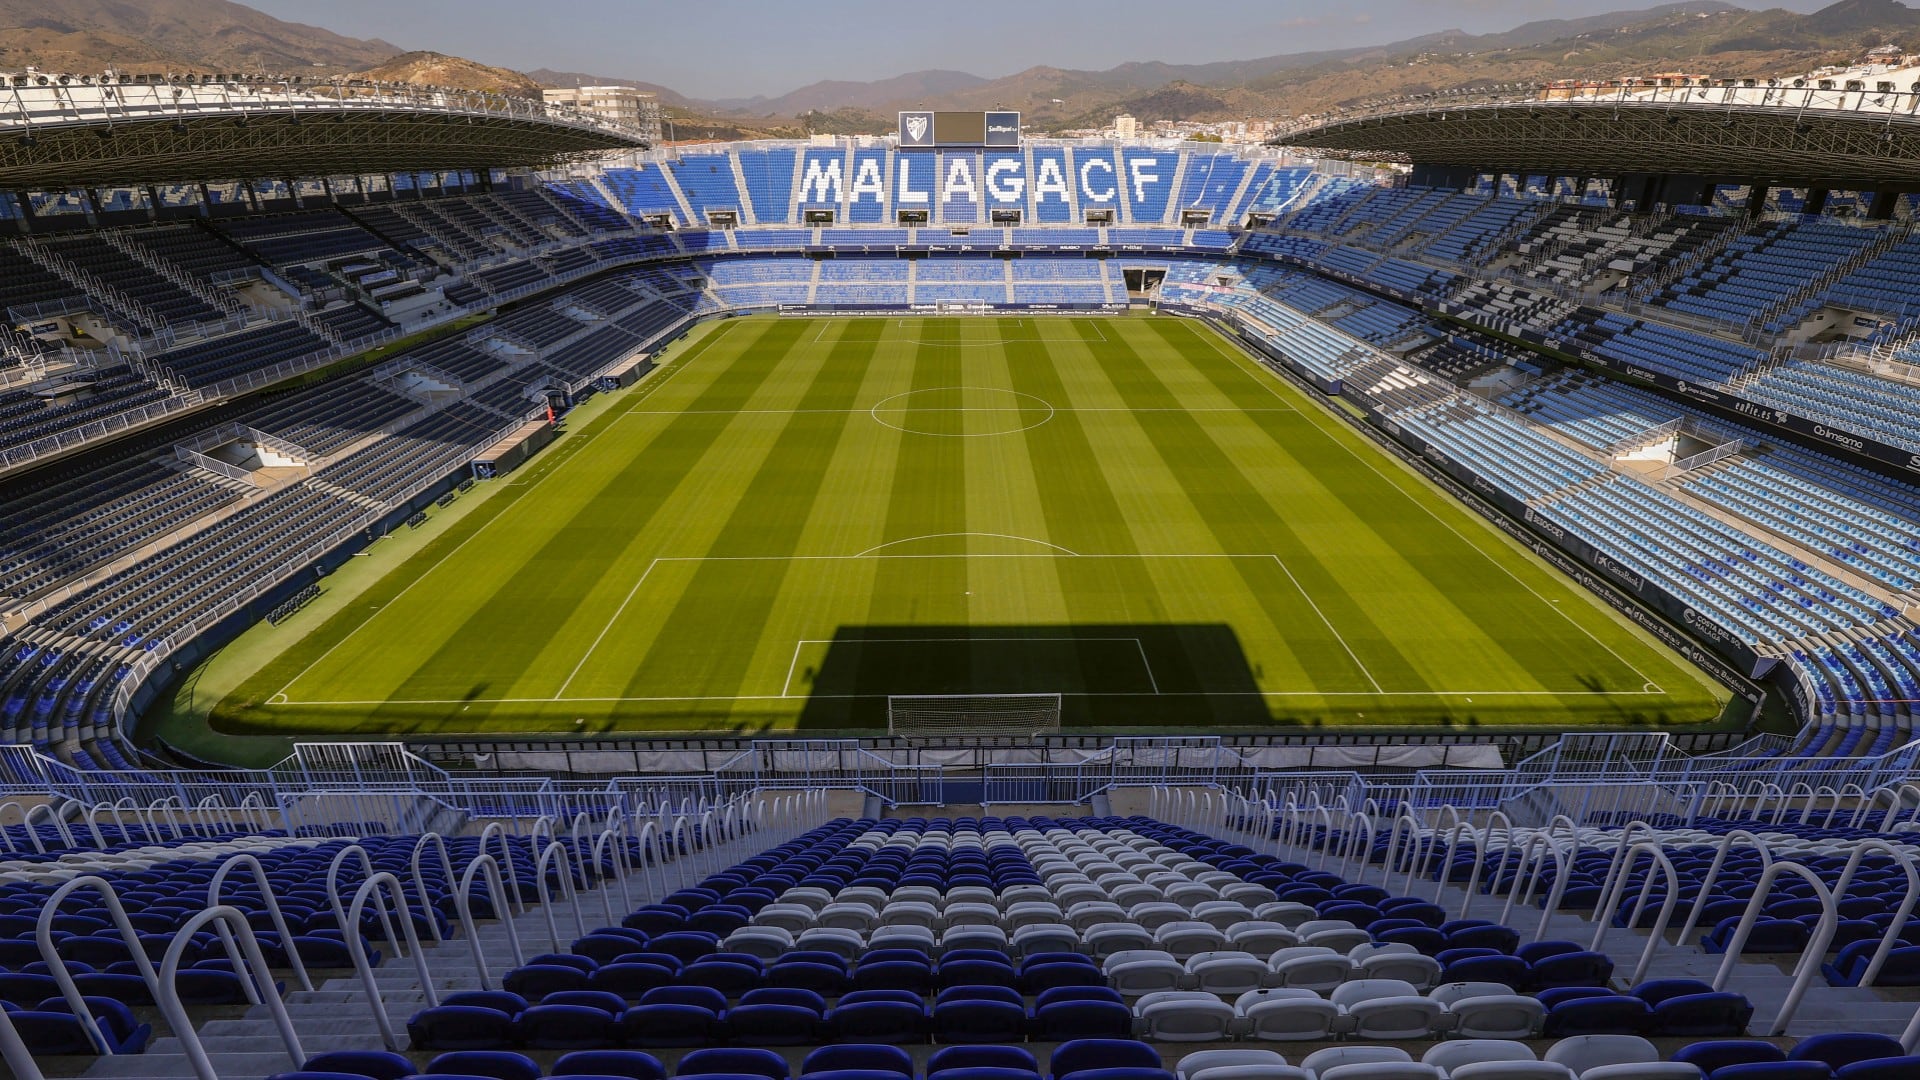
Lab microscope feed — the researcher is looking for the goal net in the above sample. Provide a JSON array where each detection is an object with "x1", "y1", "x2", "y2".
[{"x1": 887, "y1": 693, "x2": 1063, "y2": 738}]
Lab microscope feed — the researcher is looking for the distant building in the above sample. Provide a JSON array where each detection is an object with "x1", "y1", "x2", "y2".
[
  {"x1": 1114, "y1": 114, "x2": 1138, "y2": 139},
  {"x1": 543, "y1": 86, "x2": 660, "y2": 140}
]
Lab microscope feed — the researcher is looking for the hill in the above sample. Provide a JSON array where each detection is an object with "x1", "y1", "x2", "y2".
[
  {"x1": 587, "y1": 0, "x2": 1920, "y2": 131},
  {"x1": 349, "y1": 51, "x2": 544, "y2": 97},
  {"x1": 0, "y1": 0, "x2": 399, "y2": 73}
]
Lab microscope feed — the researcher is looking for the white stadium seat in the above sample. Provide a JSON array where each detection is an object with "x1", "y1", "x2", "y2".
[
  {"x1": 1174, "y1": 1048, "x2": 1292, "y2": 1080},
  {"x1": 1332, "y1": 978, "x2": 1448, "y2": 1040},
  {"x1": 1269, "y1": 945, "x2": 1354, "y2": 991},
  {"x1": 1105, "y1": 948, "x2": 1188, "y2": 996},
  {"x1": 1185, "y1": 950, "x2": 1269, "y2": 995},
  {"x1": 1135, "y1": 990, "x2": 1239, "y2": 1041},
  {"x1": 1423, "y1": 1041, "x2": 1538, "y2": 1073}
]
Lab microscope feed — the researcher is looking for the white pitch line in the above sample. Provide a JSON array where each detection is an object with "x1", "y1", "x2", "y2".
[
  {"x1": 1132, "y1": 637, "x2": 1161, "y2": 695},
  {"x1": 555, "y1": 558, "x2": 662, "y2": 699},
  {"x1": 855, "y1": 532, "x2": 1081, "y2": 558},
  {"x1": 619, "y1": 407, "x2": 1296, "y2": 416},
  {"x1": 1194, "y1": 327, "x2": 1668, "y2": 690},
  {"x1": 779, "y1": 634, "x2": 1154, "y2": 697},
  {"x1": 281, "y1": 689, "x2": 1673, "y2": 706},
  {"x1": 269, "y1": 330, "x2": 719, "y2": 703},
  {"x1": 1270, "y1": 554, "x2": 1385, "y2": 694}
]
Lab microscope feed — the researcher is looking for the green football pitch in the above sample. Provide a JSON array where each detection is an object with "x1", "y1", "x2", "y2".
[{"x1": 207, "y1": 315, "x2": 1730, "y2": 737}]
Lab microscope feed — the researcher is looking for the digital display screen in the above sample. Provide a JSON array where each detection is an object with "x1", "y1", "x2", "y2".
[{"x1": 934, "y1": 111, "x2": 986, "y2": 146}]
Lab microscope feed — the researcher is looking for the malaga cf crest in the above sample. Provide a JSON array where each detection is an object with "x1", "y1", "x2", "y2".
[{"x1": 899, "y1": 112, "x2": 934, "y2": 146}]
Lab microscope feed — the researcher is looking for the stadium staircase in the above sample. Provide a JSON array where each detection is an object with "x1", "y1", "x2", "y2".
[{"x1": 73, "y1": 821, "x2": 774, "y2": 1080}]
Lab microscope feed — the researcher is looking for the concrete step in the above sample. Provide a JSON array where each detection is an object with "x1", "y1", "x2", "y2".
[
  {"x1": 81, "y1": 1051, "x2": 302, "y2": 1080},
  {"x1": 148, "y1": 1033, "x2": 393, "y2": 1057},
  {"x1": 197, "y1": 1017, "x2": 401, "y2": 1040}
]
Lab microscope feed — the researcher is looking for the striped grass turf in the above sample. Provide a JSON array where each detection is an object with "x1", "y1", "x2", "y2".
[{"x1": 212, "y1": 315, "x2": 1729, "y2": 736}]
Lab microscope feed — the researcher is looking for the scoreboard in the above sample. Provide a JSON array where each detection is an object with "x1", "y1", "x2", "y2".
[{"x1": 899, "y1": 110, "x2": 1020, "y2": 148}]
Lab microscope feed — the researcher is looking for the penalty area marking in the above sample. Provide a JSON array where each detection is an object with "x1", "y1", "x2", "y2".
[
  {"x1": 264, "y1": 329, "x2": 724, "y2": 707},
  {"x1": 273, "y1": 548, "x2": 1668, "y2": 708},
  {"x1": 1185, "y1": 323, "x2": 1669, "y2": 693},
  {"x1": 779, "y1": 635, "x2": 1161, "y2": 698}
]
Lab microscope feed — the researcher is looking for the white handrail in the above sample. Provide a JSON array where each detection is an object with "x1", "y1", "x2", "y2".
[
  {"x1": 208, "y1": 852, "x2": 313, "y2": 992},
  {"x1": 150, "y1": 796, "x2": 186, "y2": 841},
  {"x1": 536, "y1": 839, "x2": 586, "y2": 953},
  {"x1": 699, "y1": 809, "x2": 719, "y2": 878},
  {"x1": 570, "y1": 810, "x2": 596, "y2": 889},
  {"x1": 1879, "y1": 784, "x2": 1920, "y2": 833},
  {"x1": 24, "y1": 802, "x2": 74, "y2": 853},
  {"x1": 411, "y1": 833, "x2": 456, "y2": 943},
  {"x1": 0, "y1": 801, "x2": 22, "y2": 853},
  {"x1": 456, "y1": 852, "x2": 524, "y2": 988},
  {"x1": 0, "y1": 1009, "x2": 43, "y2": 1080},
  {"x1": 80, "y1": 803, "x2": 109, "y2": 848},
  {"x1": 1459, "y1": 810, "x2": 1514, "y2": 920},
  {"x1": 1674, "y1": 829, "x2": 1777, "y2": 945},
  {"x1": 1829, "y1": 839, "x2": 1920, "y2": 988},
  {"x1": 344, "y1": 871, "x2": 437, "y2": 1049},
  {"x1": 670, "y1": 815, "x2": 691, "y2": 891},
  {"x1": 1336, "y1": 811, "x2": 1374, "y2": 881},
  {"x1": 1378, "y1": 812, "x2": 1423, "y2": 893},
  {"x1": 1498, "y1": 831, "x2": 1570, "y2": 944},
  {"x1": 590, "y1": 824, "x2": 628, "y2": 926},
  {"x1": 116, "y1": 797, "x2": 157, "y2": 844},
  {"x1": 157, "y1": 906, "x2": 305, "y2": 1080},
  {"x1": 1710, "y1": 860, "x2": 1839, "y2": 1035},
  {"x1": 1585, "y1": 820, "x2": 1661, "y2": 945},
  {"x1": 35, "y1": 876, "x2": 161, "y2": 1054},
  {"x1": 636, "y1": 820, "x2": 663, "y2": 901},
  {"x1": 1592, "y1": 840, "x2": 1684, "y2": 986},
  {"x1": 326, "y1": 843, "x2": 405, "y2": 962},
  {"x1": 479, "y1": 821, "x2": 526, "y2": 916}
]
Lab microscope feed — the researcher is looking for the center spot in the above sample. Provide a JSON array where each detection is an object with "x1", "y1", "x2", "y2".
[{"x1": 868, "y1": 387, "x2": 1055, "y2": 437}]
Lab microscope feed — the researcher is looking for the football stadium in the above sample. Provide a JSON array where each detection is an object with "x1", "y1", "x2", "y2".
[{"x1": 7, "y1": 6, "x2": 1920, "y2": 1077}]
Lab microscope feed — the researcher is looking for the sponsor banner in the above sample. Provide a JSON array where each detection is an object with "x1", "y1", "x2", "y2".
[{"x1": 985, "y1": 111, "x2": 1022, "y2": 147}]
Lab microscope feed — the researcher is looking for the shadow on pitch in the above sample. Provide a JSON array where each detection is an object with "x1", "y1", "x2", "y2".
[{"x1": 792, "y1": 623, "x2": 1270, "y2": 729}]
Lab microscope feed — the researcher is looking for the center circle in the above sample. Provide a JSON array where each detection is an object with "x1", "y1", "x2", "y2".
[{"x1": 868, "y1": 387, "x2": 1056, "y2": 437}]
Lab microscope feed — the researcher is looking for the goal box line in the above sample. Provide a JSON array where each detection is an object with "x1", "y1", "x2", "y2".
[{"x1": 888, "y1": 692, "x2": 1064, "y2": 738}]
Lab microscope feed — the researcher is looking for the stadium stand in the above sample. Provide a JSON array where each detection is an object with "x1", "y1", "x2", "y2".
[
  {"x1": 3, "y1": 122, "x2": 1920, "y2": 795},
  {"x1": 16, "y1": 67, "x2": 1920, "y2": 1078}
]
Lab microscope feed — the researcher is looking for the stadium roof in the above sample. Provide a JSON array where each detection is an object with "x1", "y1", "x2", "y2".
[
  {"x1": 0, "y1": 75, "x2": 651, "y2": 189},
  {"x1": 1270, "y1": 79, "x2": 1920, "y2": 189}
]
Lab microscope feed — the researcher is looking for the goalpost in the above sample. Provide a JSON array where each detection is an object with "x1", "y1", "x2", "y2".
[{"x1": 887, "y1": 693, "x2": 1063, "y2": 738}]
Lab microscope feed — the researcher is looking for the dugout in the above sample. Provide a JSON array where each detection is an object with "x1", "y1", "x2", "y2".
[{"x1": 472, "y1": 420, "x2": 556, "y2": 480}]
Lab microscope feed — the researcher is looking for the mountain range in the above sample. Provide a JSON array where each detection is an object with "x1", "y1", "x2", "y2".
[{"x1": 3, "y1": 0, "x2": 1918, "y2": 134}]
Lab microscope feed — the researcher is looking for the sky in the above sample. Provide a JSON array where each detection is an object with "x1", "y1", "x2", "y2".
[{"x1": 241, "y1": 0, "x2": 1838, "y2": 102}]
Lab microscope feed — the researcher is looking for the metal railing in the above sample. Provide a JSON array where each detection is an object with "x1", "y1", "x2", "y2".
[
  {"x1": 2, "y1": 74, "x2": 647, "y2": 144},
  {"x1": 1272, "y1": 78, "x2": 1920, "y2": 143}
]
